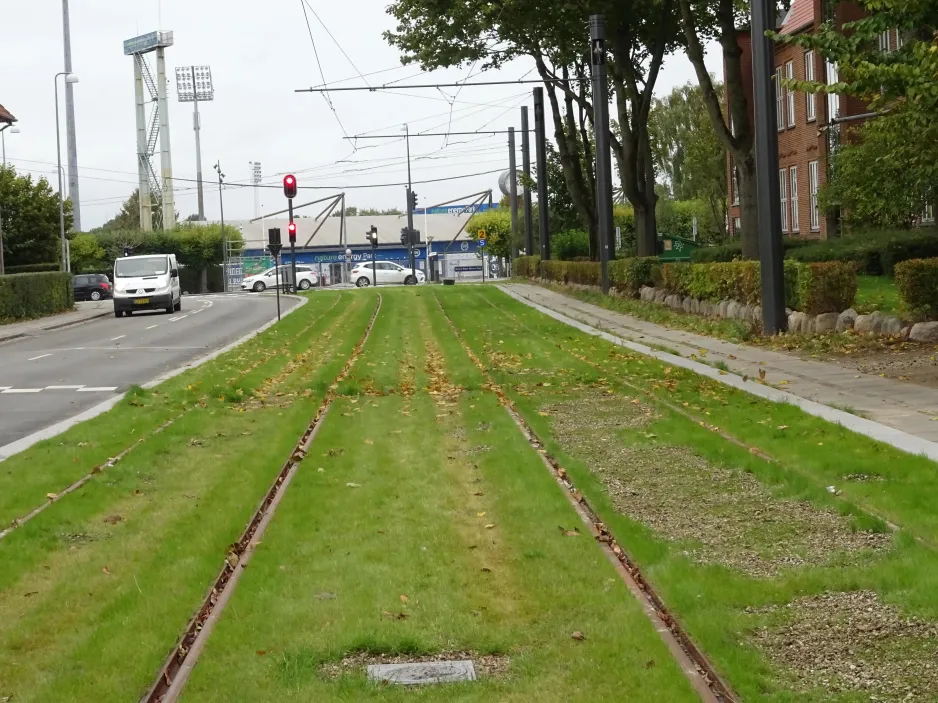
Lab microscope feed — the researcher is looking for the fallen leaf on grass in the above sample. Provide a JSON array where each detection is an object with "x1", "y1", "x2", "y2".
[
  {"x1": 777, "y1": 425, "x2": 789, "y2": 431},
  {"x1": 316, "y1": 592, "x2": 336, "y2": 600},
  {"x1": 103, "y1": 515, "x2": 123, "y2": 525},
  {"x1": 24, "y1": 591, "x2": 38, "y2": 598},
  {"x1": 484, "y1": 524, "x2": 495, "y2": 529},
  {"x1": 400, "y1": 594, "x2": 409, "y2": 604},
  {"x1": 481, "y1": 567, "x2": 492, "y2": 573},
  {"x1": 256, "y1": 650, "x2": 267, "y2": 656},
  {"x1": 382, "y1": 610, "x2": 408, "y2": 620},
  {"x1": 46, "y1": 493, "x2": 57, "y2": 501},
  {"x1": 346, "y1": 482, "x2": 362, "y2": 488},
  {"x1": 758, "y1": 369, "x2": 766, "y2": 381},
  {"x1": 477, "y1": 512, "x2": 486, "y2": 517},
  {"x1": 559, "y1": 526, "x2": 580, "y2": 537},
  {"x1": 473, "y1": 491, "x2": 484, "y2": 496},
  {"x1": 102, "y1": 567, "x2": 112, "y2": 576},
  {"x1": 364, "y1": 439, "x2": 373, "y2": 445},
  {"x1": 571, "y1": 631, "x2": 586, "y2": 641}
]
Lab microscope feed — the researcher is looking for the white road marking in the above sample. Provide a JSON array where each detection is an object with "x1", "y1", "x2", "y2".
[
  {"x1": 111, "y1": 335, "x2": 126, "y2": 341},
  {"x1": 45, "y1": 385, "x2": 86, "y2": 390},
  {"x1": 0, "y1": 387, "x2": 10, "y2": 391},
  {"x1": 146, "y1": 324, "x2": 158, "y2": 330},
  {"x1": 28, "y1": 354, "x2": 52, "y2": 361},
  {"x1": 2, "y1": 388, "x2": 43, "y2": 394},
  {"x1": 191, "y1": 309, "x2": 202, "y2": 314},
  {"x1": 77, "y1": 387, "x2": 119, "y2": 393},
  {"x1": 168, "y1": 315, "x2": 189, "y2": 322}
]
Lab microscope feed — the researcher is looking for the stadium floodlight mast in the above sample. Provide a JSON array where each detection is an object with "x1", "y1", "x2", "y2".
[{"x1": 175, "y1": 65, "x2": 214, "y2": 221}]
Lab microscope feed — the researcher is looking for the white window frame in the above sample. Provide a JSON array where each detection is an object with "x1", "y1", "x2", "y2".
[
  {"x1": 776, "y1": 66, "x2": 785, "y2": 131},
  {"x1": 789, "y1": 167, "x2": 799, "y2": 232},
  {"x1": 780, "y1": 168, "x2": 789, "y2": 233},
  {"x1": 879, "y1": 30, "x2": 891, "y2": 52},
  {"x1": 923, "y1": 203, "x2": 935, "y2": 223},
  {"x1": 733, "y1": 217, "x2": 742, "y2": 235},
  {"x1": 896, "y1": 30, "x2": 904, "y2": 49},
  {"x1": 785, "y1": 61, "x2": 796, "y2": 127},
  {"x1": 804, "y1": 51, "x2": 816, "y2": 122},
  {"x1": 826, "y1": 61, "x2": 840, "y2": 120},
  {"x1": 731, "y1": 159, "x2": 740, "y2": 206},
  {"x1": 809, "y1": 160, "x2": 820, "y2": 231}
]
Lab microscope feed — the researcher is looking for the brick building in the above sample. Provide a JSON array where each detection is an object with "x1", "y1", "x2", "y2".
[{"x1": 725, "y1": 0, "x2": 907, "y2": 239}]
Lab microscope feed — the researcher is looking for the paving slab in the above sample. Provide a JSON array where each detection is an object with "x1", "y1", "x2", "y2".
[
  {"x1": 502, "y1": 283, "x2": 938, "y2": 445},
  {"x1": 367, "y1": 661, "x2": 477, "y2": 685}
]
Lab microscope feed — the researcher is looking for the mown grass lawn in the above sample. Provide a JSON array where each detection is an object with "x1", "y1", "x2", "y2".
[{"x1": 855, "y1": 275, "x2": 902, "y2": 315}]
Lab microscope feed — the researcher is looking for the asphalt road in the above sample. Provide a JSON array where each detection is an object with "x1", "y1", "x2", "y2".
[{"x1": 0, "y1": 293, "x2": 296, "y2": 448}]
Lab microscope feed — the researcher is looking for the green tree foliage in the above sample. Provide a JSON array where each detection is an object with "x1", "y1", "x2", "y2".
[
  {"x1": 552, "y1": 229, "x2": 591, "y2": 259},
  {"x1": 69, "y1": 233, "x2": 107, "y2": 273},
  {"x1": 331, "y1": 206, "x2": 404, "y2": 217},
  {"x1": 649, "y1": 81, "x2": 728, "y2": 235},
  {"x1": 98, "y1": 189, "x2": 140, "y2": 231},
  {"x1": 0, "y1": 164, "x2": 72, "y2": 268},
  {"x1": 656, "y1": 197, "x2": 724, "y2": 244},
  {"x1": 466, "y1": 209, "x2": 512, "y2": 260},
  {"x1": 778, "y1": 0, "x2": 938, "y2": 229}
]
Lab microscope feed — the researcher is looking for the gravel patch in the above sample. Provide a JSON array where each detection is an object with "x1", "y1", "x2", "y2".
[
  {"x1": 545, "y1": 394, "x2": 890, "y2": 577},
  {"x1": 749, "y1": 591, "x2": 938, "y2": 701},
  {"x1": 320, "y1": 651, "x2": 510, "y2": 680}
]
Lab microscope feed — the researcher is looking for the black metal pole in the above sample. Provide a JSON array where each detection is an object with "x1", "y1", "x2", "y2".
[
  {"x1": 405, "y1": 125, "x2": 416, "y2": 280},
  {"x1": 482, "y1": 243, "x2": 486, "y2": 283},
  {"x1": 274, "y1": 253, "x2": 281, "y2": 320},
  {"x1": 372, "y1": 242, "x2": 377, "y2": 287},
  {"x1": 508, "y1": 127, "x2": 519, "y2": 261},
  {"x1": 288, "y1": 198, "x2": 297, "y2": 294},
  {"x1": 533, "y1": 87, "x2": 550, "y2": 260},
  {"x1": 521, "y1": 106, "x2": 534, "y2": 256},
  {"x1": 751, "y1": 0, "x2": 786, "y2": 334},
  {"x1": 590, "y1": 16, "x2": 613, "y2": 294}
]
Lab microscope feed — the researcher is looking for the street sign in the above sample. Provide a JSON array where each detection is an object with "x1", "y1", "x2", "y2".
[
  {"x1": 478, "y1": 239, "x2": 487, "y2": 248},
  {"x1": 478, "y1": 229, "x2": 487, "y2": 241}
]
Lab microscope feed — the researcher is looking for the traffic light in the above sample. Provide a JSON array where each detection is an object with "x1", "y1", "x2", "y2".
[
  {"x1": 288, "y1": 222, "x2": 297, "y2": 243},
  {"x1": 408, "y1": 190, "x2": 418, "y2": 211},
  {"x1": 283, "y1": 174, "x2": 297, "y2": 199},
  {"x1": 366, "y1": 226, "x2": 378, "y2": 247},
  {"x1": 400, "y1": 227, "x2": 409, "y2": 246}
]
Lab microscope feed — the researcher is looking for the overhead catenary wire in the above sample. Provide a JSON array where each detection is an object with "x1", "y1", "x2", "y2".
[
  {"x1": 296, "y1": 77, "x2": 589, "y2": 92},
  {"x1": 298, "y1": 0, "x2": 352, "y2": 142}
]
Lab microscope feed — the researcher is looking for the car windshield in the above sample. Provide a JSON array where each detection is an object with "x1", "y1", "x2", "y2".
[{"x1": 115, "y1": 256, "x2": 169, "y2": 278}]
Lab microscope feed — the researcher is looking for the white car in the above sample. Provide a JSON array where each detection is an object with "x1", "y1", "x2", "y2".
[
  {"x1": 351, "y1": 261, "x2": 425, "y2": 287},
  {"x1": 242, "y1": 265, "x2": 318, "y2": 292}
]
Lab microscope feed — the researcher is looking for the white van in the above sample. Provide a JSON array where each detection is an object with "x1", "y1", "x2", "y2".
[{"x1": 112, "y1": 253, "x2": 182, "y2": 317}]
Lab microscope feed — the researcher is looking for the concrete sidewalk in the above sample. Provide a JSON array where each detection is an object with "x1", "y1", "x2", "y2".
[
  {"x1": 502, "y1": 283, "x2": 938, "y2": 444},
  {"x1": 0, "y1": 301, "x2": 112, "y2": 344}
]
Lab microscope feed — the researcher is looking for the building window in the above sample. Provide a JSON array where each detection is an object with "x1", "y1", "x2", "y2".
[
  {"x1": 731, "y1": 159, "x2": 740, "y2": 206},
  {"x1": 780, "y1": 168, "x2": 789, "y2": 232},
  {"x1": 923, "y1": 204, "x2": 935, "y2": 223},
  {"x1": 879, "y1": 30, "x2": 891, "y2": 52},
  {"x1": 809, "y1": 160, "x2": 820, "y2": 231},
  {"x1": 790, "y1": 167, "x2": 799, "y2": 232},
  {"x1": 804, "y1": 51, "x2": 816, "y2": 122},
  {"x1": 776, "y1": 67, "x2": 785, "y2": 131},
  {"x1": 785, "y1": 61, "x2": 796, "y2": 127},
  {"x1": 896, "y1": 30, "x2": 904, "y2": 49},
  {"x1": 827, "y1": 61, "x2": 840, "y2": 121},
  {"x1": 734, "y1": 217, "x2": 742, "y2": 235}
]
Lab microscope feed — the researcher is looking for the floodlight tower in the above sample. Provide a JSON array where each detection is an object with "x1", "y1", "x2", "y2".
[
  {"x1": 249, "y1": 161, "x2": 262, "y2": 218},
  {"x1": 124, "y1": 30, "x2": 176, "y2": 231},
  {"x1": 175, "y1": 65, "x2": 214, "y2": 221}
]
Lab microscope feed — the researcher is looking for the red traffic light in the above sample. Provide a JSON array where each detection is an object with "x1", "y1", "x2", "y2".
[
  {"x1": 288, "y1": 221, "x2": 297, "y2": 242},
  {"x1": 283, "y1": 174, "x2": 297, "y2": 199}
]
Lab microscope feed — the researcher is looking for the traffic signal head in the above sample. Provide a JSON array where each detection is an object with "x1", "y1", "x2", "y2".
[
  {"x1": 366, "y1": 225, "x2": 378, "y2": 246},
  {"x1": 408, "y1": 190, "x2": 418, "y2": 211},
  {"x1": 288, "y1": 222, "x2": 297, "y2": 243},
  {"x1": 400, "y1": 227, "x2": 409, "y2": 246},
  {"x1": 283, "y1": 174, "x2": 297, "y2": 199}
]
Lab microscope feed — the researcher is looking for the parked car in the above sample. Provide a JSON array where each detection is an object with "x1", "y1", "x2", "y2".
[
  {"x1": 73, "y1": 274, "x2": 112, "y2": 301},
  {"x1": 112, "y1": 253, "x2": 182, "y2": 317},
  {"x1": 351, "y1": 261, "x2": 425, "y2": 287},
  {"x1": 241, "y1": 265, "x2": 319, "y2": 292}
]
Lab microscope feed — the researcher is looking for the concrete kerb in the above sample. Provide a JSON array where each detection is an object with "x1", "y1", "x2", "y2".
[
  {"x1": 498, "y1": 285, "x2": 938, "y2": 464},
  {"x1": 0, "y1": 310, "x2": 113, "y2": 345},
  {"x1": 0, "y1": 295, "x2": 307, "y2": 463}
]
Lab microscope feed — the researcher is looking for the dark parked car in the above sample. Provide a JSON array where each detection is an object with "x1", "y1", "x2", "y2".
[{"x1": 73, "y1": 274, "x2": 112, "y2": 301}]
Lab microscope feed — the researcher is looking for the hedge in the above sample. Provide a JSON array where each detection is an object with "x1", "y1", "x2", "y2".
[
  {"x1": 609, "y1": 257, "x2": 659, "y2": 297},
  {"x1": 797, "y1": 261, "x2": 859, "y2": 315},
  {"x1": 515, "y1": 255, "x2": 540, "y2": 278},
  {"x1": 5, "y1": 262, "x2": 61, "y2": 274},
  {"x1": 0, "y1": 272, "x2": 74, "y2": 322},
  {"x1": 894, "y1": 258, "x2": 938, "y2": 321},
  {"x1": 539, "y1": 260, "x2": 600, "y2": 286}
]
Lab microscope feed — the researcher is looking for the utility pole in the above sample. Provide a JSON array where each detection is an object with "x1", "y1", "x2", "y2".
[
  {"x1": 751, "y1": 0, "x2": 786, "y2": 334},
  {"x1": 405, "y1": 123, "x2": 417, "y2": 280},
  {"x1": 590, "y1": 16, "x2": 613, "y2": 294},
  {"x1": 0, "y1": 203, "x2": 5, "y2": 275},
  {"x1": 521, "y1": 106, "x2": 534, "y2": 256},
  {"x1": 508, "y1": 127, "x2": 519, "y2": 261},
  {"x1": 61, "y1": 0, "x2": 81, "y2": 232},
  {"x1": 533, "y1": 88, "x2": 550, "y2": 260},
  {"x1": 215, "y1": 162, "x2": 227, "y2": 293}
]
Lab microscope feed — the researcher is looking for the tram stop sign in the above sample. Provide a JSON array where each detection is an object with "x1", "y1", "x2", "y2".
[{"x1": 478, "y1": 229, "x2": 487, "y2": 248}]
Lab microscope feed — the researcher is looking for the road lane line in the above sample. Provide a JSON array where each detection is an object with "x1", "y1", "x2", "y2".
[
  {"x1": 111, "y1": 335, "x2": 126, "y2": 341},
  {"x1": 27, "y1": 354, "x2": 52, "y2": 361},
  {"x1": 45, "y1": 385, "x2": 86, "y2": 390},
  {"x1": 76, "y1": 387, "x2": 119, "y2": 393},
  {"x1": 146, "y1": 324, "x2": 158, "y2": 330},
  {"x1": 2, "y1": 388, "x2": 43, "y2": 394}
]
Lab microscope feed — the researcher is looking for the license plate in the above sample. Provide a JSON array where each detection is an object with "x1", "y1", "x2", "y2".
[{"x1": 134, "y1": 298, "x2": 150, "y2": 305}]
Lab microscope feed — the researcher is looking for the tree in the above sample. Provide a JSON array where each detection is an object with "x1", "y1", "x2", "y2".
[
  {"x1": 0, "y1": 164, "x2": 72, "y2": 267},
  {"x1": 777, "y1": 0, "x2": 938, "y2": 227},
  {"x1": 99, "y1": 190, "x2": 140, "y2": 231},
  {"x1": 331, "y1": 206, "x2": 404, "y2": 217},
  {"x1": 649, "y1": 81, "x2": 727, "y2": 236},
  {"x1": 678, "y1": 0, "x2": 759, "y2": 258},
  {"x1": 69, "y1": 233, "x2": 107, "y2": 272},
  {"x1": 384, "y1": 0, "x2": 681, "y2": 258}
]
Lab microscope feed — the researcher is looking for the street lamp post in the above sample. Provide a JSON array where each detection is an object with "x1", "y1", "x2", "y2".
[
  {"x1": 1, "y1": 123, "x2": 21, "y2": 166},
  {"x1": 54, "y1": 72, "x2": 79, "y2": 272},
  {"x1": 214, "y1": 162, "x2": 228, "y2": 292},
  {"x1": 344, "y1": 247, "x2": 352, "y2": 286}
]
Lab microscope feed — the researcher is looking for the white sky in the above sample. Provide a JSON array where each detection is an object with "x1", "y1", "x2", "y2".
[{"x1": 0, "y1": 1, "x2": 721, "y2": 229}]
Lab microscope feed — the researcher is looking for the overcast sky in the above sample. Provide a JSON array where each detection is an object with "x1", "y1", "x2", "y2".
[{"x1": 0, "y1": 1, "x2": 721, "y2": 229}]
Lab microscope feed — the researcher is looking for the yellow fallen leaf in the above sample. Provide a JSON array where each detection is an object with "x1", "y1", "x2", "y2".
[
  {"x1": 777, "y1": 425, "x2": 789, "y2": 431},
  {"x1": 477, "y1": 512, "x2": 486, "y2": 517},
  {"x1": 484, "y1": 524, "x2": 495, "y2": 529},
  {"x1": 46, "y1": 493, "x2": 57, "y2": 501},
  {"x1": 400, "y1": 594, "x2": 409, "y2": 604},
  {"x1": 364, "y1": 439, "x2": 373, "y2": 445}
]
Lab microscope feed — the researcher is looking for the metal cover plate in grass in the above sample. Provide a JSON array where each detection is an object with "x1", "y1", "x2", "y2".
[{"x1": 367, "y1": 660, "x2": 476, "y2": 685}]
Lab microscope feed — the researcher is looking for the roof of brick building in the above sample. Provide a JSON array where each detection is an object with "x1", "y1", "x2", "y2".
[
  {"x1": 779, "y1": 0, "x2": 815, "y2": 35},
  {"x1": 0, "y1": 103, "x2": 16, "y2": 125}
]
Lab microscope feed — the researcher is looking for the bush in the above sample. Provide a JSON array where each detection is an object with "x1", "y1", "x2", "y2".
[
  {"x1": 787, "y1": 238, "x2": 883, "y2": 275},
  {"x1": 894, "y1": 258, "x2": 938, "y2": 321},
  {"x1": 609, "y1": 257, "x2": 660, "y2": 297},
  {"x1": 691, "y1": 243, "x2": 742, "y2": 263},
  {"x1": 613, "y1": 205, "x2": 636, "y2": 255},
  {"x1": 880, "y1": 230, "x2": 938, "y2": 276},
  {"x1": 658, "y1": 260, "x2": 812, "y2": 310},
  {"x1": 515, "y1": 256, "x2": 540, "y2": 278},
  {"x1": 539, "y1": 260, "x2": 600, "y2": 286},
  {"x1": 552, "y1": 229, "x2": 590, "y2": 260},
  {"x1": 0, "y1": 272, "x2": 73, "y2": 322},
  {"x1": 4, "y1": 262, "x2": 60, "y2": 274},
  {"x1": 656, "y1": 198, "x2": 723, "y2": 245},
  {"x1": 797, "y1": 262, "x2": 858, "y2": 315}
]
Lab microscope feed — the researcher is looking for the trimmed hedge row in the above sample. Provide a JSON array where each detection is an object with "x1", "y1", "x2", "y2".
[
  {"x1": 895, "y1": 258, "x2": 938, "y2": 321},
  {"x1": 5, "y1": 262, "x2": 61, "y2": 274},
  {"x1": 519, "y1": 255, "x2": 857, "y2": 315},
  {"x1": 0, "y1": 272, "x2": 74, "y2": 322},
  {"x1": 515, "y1": 256, "x2": 541, "y2": 278},
  {"x1": 692, "y1": 228, "x2": 938, "y2": 276}
]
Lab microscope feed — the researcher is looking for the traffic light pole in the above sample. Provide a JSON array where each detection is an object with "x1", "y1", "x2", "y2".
[
  {"x1": 267, "y1": 229, "x2": 282, "y2": 321},
  {"x1": 533, "y1": 87, "x2": 550, "y2": 260},
  {"x1": 405, "y1": 124, "x2": 417, "y2": 280},
  {"x1": 590, "y1": 16, "x2": 613, "y2": 295},
  {"x1": 372, "y1": 243, "x2": 377, "y2": 287},
  {"x1": 288, "y1": 198, "x2": 297, "y2": 294}
]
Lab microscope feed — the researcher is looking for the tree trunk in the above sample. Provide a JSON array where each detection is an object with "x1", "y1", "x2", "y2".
[
  {"x1": 737, "y1": 155, "x2": 759, "y2": 259},
  {"x1": 634, "y1": 203, "x2": 658, "y2": 257}
]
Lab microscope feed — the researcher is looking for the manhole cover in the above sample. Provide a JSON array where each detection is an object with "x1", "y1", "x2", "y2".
[{"x1": 367, "y1": 660, "x2": 477, "y2": 685}]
